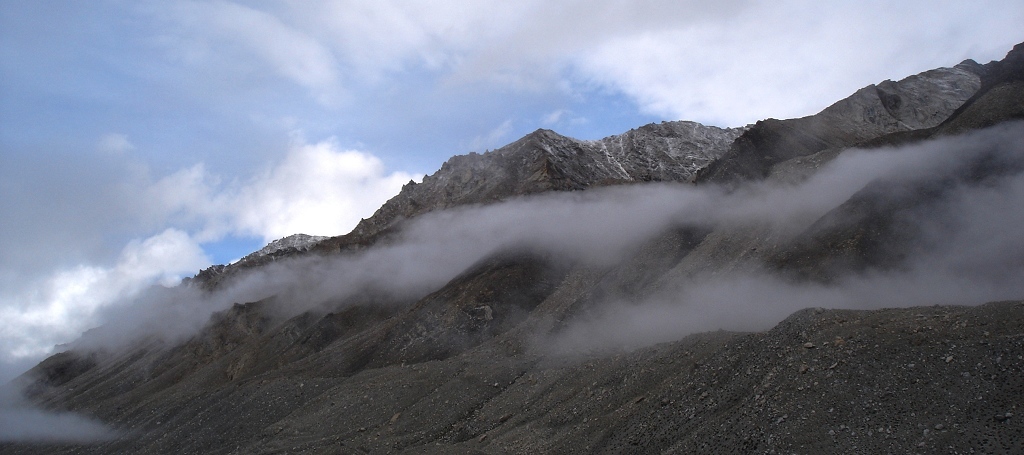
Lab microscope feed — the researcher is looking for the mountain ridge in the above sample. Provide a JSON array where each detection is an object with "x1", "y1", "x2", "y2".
[
  {"x1": 696, "y1": 60, "x2": 984, "y2": 184},
  {"x1": 317, "y1": 121, "x2": 745, "y2": 252},
  {"x1": 6, "y1": 41, "x2": 1024, "y2": 454},
  {"x1": 190, "y1": 55, "x2": 984, "y2": 291}
]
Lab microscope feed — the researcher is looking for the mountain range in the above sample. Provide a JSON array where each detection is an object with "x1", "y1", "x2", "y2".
[{"x1": 4, "y1": 42, "x2": 1024, "y2": 454}]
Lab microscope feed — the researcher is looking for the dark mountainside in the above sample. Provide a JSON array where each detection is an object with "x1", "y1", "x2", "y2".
[{"x1": 5, "y1": 44, "x2": 1024, "y2": 454}]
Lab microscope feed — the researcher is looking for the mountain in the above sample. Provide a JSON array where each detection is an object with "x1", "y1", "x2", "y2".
[
  {"x1": 195, "y1": 121, "x2": 745, "y2": 289},
  {"x1": 4, "y1": 43, "x2": 1024, "y2": 454},
  {"x1": 245, "y1": 234, "x2": 329, "y2": 261},
  {"x1": 696, "y1": 60, "x2": 983, "y2": 184},
  {"x1": 342, "y1": 121, "x2": 745, "y2": 239}
]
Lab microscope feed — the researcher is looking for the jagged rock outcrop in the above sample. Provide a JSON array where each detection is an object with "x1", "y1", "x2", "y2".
[
  {"x1": 763, "y1": 43, "x2": 1024, "y2": 281},
  {"x1": 697, "y1": 62, "x2": 983, "y2": 183},
  {"x1": 191, "y1": 121, "x2": 741, "y2": 287},
  {"x1": 243, "y1": 234, "x2": 328, "y2": 261},
  {"x1": 322, "y1": 121, "x2": 744, "y2": 250},
  {"x1": 186, "y1": 235, "x2": 328, "y2": 290},
  {"x1": 932, "y1": 42, "x2": 1024, "y2": 136}
]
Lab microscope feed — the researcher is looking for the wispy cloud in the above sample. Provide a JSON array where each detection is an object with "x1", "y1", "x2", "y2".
[
  {"x1": 171, "y1": 0, "x2": 344, "y2": 106},
  {"x1": 66, "y1": 123, "x2": 1024, "y2": 366},
  {"x1": 466, "y1": 119, "x2": 514, "y2": 152},
  {"x1": 159, "y1": 1, "x2": 1022, "y2": 126},
  {"x1": 544, "y1": 122, "x2": 1024, "y2": 354},
  {"x1": 541, "y1": 109, "x2": 567, "y2": 125},
  {"x1": 96, "y1": 133, "x2": 135, "y2": 155},
  {"x1": 0, "y1": 229, "x2": 208, "y2": 366}
]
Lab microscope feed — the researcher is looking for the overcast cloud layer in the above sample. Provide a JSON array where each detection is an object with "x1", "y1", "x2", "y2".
[{"x1": 1, "y1": 1, "x2": 1023, "y2": 383}]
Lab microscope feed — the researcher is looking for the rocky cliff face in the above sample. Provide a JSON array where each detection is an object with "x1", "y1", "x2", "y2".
[
  {"x1": 332, "y1": 121, "x2": 744, "y2": 246},
  {"x1": 697, "y1": 61, "x2": 983, "y2": 183},
  {"x1": 234, "y1": 234, "x2": 328, "y2": 265},
  {"x1": 195, "y1": 121, "x2": 742, "y2": 287},
  {"x1": 7, "y1": 43, "x2": 1024, "y2": 455}
]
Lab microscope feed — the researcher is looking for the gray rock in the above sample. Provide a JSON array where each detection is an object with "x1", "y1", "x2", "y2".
[
  {"x1": 345, "y1": 121, "x2": 745, "y2": 242},
  {"x1": 698, "y1": 63, "x2": 981, "y2": 184},
  {"x1": 242, "y1": 234, "x2": 328, "y2": 261}
]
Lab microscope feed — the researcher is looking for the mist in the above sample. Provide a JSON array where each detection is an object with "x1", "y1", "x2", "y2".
[
  {"x1": 42, "y1": 121, "x2": 1024, "y2": 367},
  {"x1": 0, "y1": 382, "x2": 115, "y2": 443},
  {"x1": 7, "y1": 122, "x2": 1023, "y2": 440},
  {"x1": 546, "y1": 121, "x2": 1024, "y2": 354}
]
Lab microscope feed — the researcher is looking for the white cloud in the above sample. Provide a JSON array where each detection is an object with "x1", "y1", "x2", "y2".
[
  {"x1": 0, "y1": 229, "x2": 208, "y2": 364},
  {"x1": 541, "y1": 109, "x2": 587, "y2": 128},
  {"x1": 96, "y1": 133, "x2": 134, "y2": 155},
  {"x1": 173, "y1": 0, "x2": 343, "y2": 105},
  {"x1": 466, "y1": 119, "x2": 514, "y2": 152},
  {"x1": 572, "y1": 0, "x2": 1024, "y2": 125},
  {"x1": 0, "y1": 138, "x2": 414, "y2": 374},
  {"x1": 225, "y1": 139, "x2": 418, "y2": 241},
  {"x1": 116, "y1": 229, "x2": 211, "y2": 287},
  {"x1": 542, "y1": 109, "x2": 567, "y2": 125},
  {"x1": 164, "y1": 1, "x2": 1022, "y2": 126},
  {"x1": 151, "y1": 138, "x2": 417, "y2": 243}
]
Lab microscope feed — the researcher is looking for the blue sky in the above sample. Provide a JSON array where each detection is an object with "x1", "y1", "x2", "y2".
[{"x1": 1, "y1": 0, "x2": 1022, "y2": 380}]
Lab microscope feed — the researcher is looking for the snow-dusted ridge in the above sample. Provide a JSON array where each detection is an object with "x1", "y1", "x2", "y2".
[{"x1": 240, "y1": 234, "x2": 328, "y2": 262}]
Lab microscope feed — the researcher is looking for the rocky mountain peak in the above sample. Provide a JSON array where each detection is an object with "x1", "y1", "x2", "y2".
[
  {"x1": 697, "y1": 61, "x2": 983, "y2": 183},
  {"x1": 241, "y1": 234, "x2": 328, "y2": 262},
  {"x1": 338, "y1": 120, "x2": 745, "y2": 243}
]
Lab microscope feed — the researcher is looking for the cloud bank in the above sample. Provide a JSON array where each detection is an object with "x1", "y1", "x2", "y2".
[
  {"x1": 66, "y1": 123, "x2": 1024, "y2": 363},
  {"x1": 9, "y1": 122, "x2": 1024, "y2": 441},
  {"x1": 547, "y1": 122, "x2": 1024, "y2": 354},
  {"x1": 0, "y1": 382, "x2": 115, "y2": 443}
]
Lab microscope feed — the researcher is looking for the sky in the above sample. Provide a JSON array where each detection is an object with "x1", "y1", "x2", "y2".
[{"x1": 0, "y1": 0, "x2": 1022, "y2": 380}]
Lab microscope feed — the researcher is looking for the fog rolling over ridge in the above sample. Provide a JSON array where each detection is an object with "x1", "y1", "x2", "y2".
[
  {"x1": 66, "y1": 121, "x2": 1024, "y2": 361},
  {"x1": 547, "y1": 121, "x2": 1024, "y2": 353},
  {"x1": 10, "y1": 119, "x2": 1020, "y2": 445}
]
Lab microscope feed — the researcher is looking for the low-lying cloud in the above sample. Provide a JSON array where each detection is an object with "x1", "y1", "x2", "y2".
[
  {"x1": 0, "y1": 136, "x2": 414, "y2": 384},
  {"x1": 8, "y1": 120, "x2": 1024, "y2": 440},
  {"x1": 0, "y1": 382, "x2": 115, "y2": 443},
  {"x1": 0, "y1": 407, "x2": 115, "y2": 443},
  {"x1": 0, "y1": 229, "x2": 208, "y2": 369},
  {"x1": 64, "y1": 121, "x2": 1024, "y2": 363},
  {"x1": 546, "y1": 122, "x2": 1024, "y2": 354}
]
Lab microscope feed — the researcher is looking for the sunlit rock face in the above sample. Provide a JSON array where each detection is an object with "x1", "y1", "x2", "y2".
[
  {"x1": 239, "y1": 234, "x2": 328, "y2": 263},
  {"x1": 343, "y1": 121, "x2": 745, "y2": 241}
]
